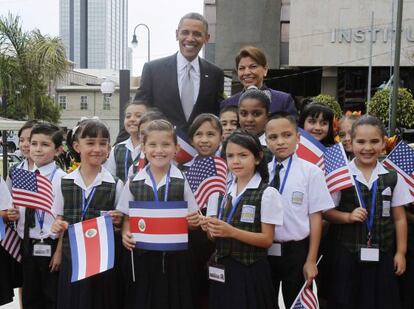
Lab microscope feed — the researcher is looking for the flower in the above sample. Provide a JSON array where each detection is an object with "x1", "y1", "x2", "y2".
[{"x1": 67, "y1": 160, "x2": 81, "y2": 173}]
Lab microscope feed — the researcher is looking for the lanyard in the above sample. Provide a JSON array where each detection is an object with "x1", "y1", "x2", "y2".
[
  {"x1": 273, "y1": 156, "x2": 293, "y2": 194},
  {"x1": 35, "y1": 167, "x2": 58, "y2": 233},
  {"x1": 81, "y1": 187, "x2": 97, "y2": 220},
  {"x1": 147, "y1": 166, "x2": 171, "y2": 202},
  {"x1": 218, "y1": 185, "x2": 246, "y2": 223},
  {"x1": 353, "y1": 176, "x2": 378, "y2": 244},
  {"x1": 124, "y1": 148, "x2": 130, "y2": 179}
]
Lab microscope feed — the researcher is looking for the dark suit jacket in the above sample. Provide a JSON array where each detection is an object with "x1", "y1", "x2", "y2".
[{"x1": 134, "y1": 53, "x2": 224, "y2": 130}]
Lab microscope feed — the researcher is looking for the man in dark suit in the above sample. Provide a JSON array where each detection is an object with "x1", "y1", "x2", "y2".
[{"x1": 134, "y1": 12, "x2": 224, "y2": 131}]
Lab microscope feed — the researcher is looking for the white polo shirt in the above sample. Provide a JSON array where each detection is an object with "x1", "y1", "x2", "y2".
[
  {"x1": 332, "y1": 159, "x2": 414, "y2": 207},
  {"x1": 117, "y1": 164, "x2": 198, "y2": 215},
  {"x1": 209, "y1": 173, "x2": 284, "y2": 226},
  {"x1": 16, "y1": 161, "x2": 66, "y2": 240},
  {"x1": 54, "y1": 166, "x2": 124, "y2": 217},
  {"x1": 268, "y1": 154, "x2": 334, "y2": 242},
  {"x1": 105, "y1": 137, "x2": 141, "y2": 177}
]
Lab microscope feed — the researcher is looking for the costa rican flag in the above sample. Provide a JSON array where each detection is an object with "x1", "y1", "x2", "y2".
[
  {"x1": 297, "y1": 128, "x2": 326, "y2": 170},
  {"x1": 0, "y1": 218, "x2": 5, "y2": 241},
  {"x1": 291, "y1": 286, "x2": 319, "y2": 309},
  {"x1": 129, "y1": 201, "x2": 188, "y2": 251},
  {"x1": 323, "y1": 143, "x2": 354, "y2": 193},
  {"x1": 11, "y1": 169, "x2": 54, "y2": 216},
  {"x1": 185, "y1": 156, "x2": 227, "y2": 208},
  {"x1": 68, "y1": 215, "x2": 115, "y2": 282},
  {"x1": 383, "y1": 141, "x2": 414, "y2": 197},
  {"x1": 176, "y1": 129, "x2": 197, "y2": 164}
]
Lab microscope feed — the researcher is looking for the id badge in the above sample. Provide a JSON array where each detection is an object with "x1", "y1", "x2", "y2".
[
  {"x1": 33, "y1": 243, "x2": 52, "y2": 257},
  {"x1": 240, "y1": 205, "x2": 255, "y2": 223},
  {"x1": 382, "y1": 201, "x2": 391, "y2": 217},
  {"x1": 360, "y1": 247, "x2": 379, "y2": 262},
  {"x1": 208, "y1": 264, "x2": 225, "y2": 283},
  {"x1": 291, "y1": 191, "x2": 304, "y2": 205},
  {"x1": 268, "y1": 242, "x2": 282, "y2": 256}
]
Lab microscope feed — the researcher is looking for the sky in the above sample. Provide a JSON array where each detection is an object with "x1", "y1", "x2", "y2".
[{"x1": 0, "y1": 0, "x2": 203, "y2": 76}]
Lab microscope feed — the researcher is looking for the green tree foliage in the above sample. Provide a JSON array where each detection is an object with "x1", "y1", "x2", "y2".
[
  {"x1": 367, "y1": 88, "x2": 414, "y2": 128},
  {"x1": 311, "y1": 94, "x2": 343, "y2": 118},
  {"x1": 0, "y1": 14, "x2": 67, "y2": 122}
]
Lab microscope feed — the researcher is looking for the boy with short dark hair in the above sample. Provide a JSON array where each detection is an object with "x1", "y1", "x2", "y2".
[{"x1": 265, "y1": 112, "x2": 334, "y2": 308}]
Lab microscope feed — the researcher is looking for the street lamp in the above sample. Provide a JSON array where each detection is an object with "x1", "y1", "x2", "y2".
[{"x1": 131, "y1": 23, "x2": 151, "y2": 62}]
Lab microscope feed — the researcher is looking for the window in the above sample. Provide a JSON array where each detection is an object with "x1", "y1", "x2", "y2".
[
  {"x1": 80, "y1": 96, "x2": 88, "y2": 110},
  {"x1": 103, "y1": 95, "x2": 111, "y2": 110},
  {"x1": 59, "y1": 96, "x2": 67, "y2": 110}
]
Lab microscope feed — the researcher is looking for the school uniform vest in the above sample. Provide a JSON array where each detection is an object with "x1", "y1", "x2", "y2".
[
  {"x1": 114, "y1": 144, "x2": 133, "y2": 182},
  {"x1": 129, "y1": 177, "x2": 184, "y2": 201},
  {"x1": 332, "y1": 170, "x2": 397, "y2": 253},
  {"x1": 216, "y1": 181, "x2": 267, "y2": 265}
]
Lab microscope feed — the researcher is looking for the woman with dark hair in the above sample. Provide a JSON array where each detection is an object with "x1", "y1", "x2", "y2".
[{"x1": 220, "y1": 46, "x2": 297, "y2": 118}]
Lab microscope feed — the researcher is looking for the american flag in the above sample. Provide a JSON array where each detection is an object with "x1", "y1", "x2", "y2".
[
  {"x1": 291, "y1": 286, "x2": 319, "y2": 309},
  {"x1": 297, "y1": 129, "x2": 326, "y2": 170},
  {"x1": 0, "y1": 221, "x2": 22, "y2": 262},
  {"x1": 185, "y1": 156, "x2": 227, "y2": 208},
  {"x1": 11, "y1": 169, "x2": 54, "y2": 216},
  {"x1": 323, "y1": 143, "x2": 354, "y2": 193},
  {"x1": 383, "y1": 141, "x2": 414, "y2": 197}
]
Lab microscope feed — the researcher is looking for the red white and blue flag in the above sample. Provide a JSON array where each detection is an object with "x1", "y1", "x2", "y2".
[
  {"x1": 0, "y1": 221, "x2": 22, "y2": 262},
  {"x1": 129, "y1": 201, "x2": 188, "y2": 251},
  {"x1": 185, "y1": 156, "x2": 227, "y2": 208},
  {"x1": 176, "y1": 129, "x2": 197, "y2": 164},
  {"x1": 68, "y1": 215, "x2": 115, "y2": 282},
  {"x1": 383, "y1": 141, "x2": 414, "y2": 197},
  {"x1": 323, "y1": 143, "x2": 354, "y2": 194},
  {"x1": 291, "y1": 286, "x2": 319, "y2": 309},
  {"x1": 297, "y1": 128, "x2": 326, "y2": 169},
  {"x1": 11, "y1": 169, "x2": 54, "y2": 216}
]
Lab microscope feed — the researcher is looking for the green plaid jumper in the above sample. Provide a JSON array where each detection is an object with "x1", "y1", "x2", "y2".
[
  {"x1": 332, "y1": 170, "x2": 398, "y2": 253},
  {"x1": 216, "y1": 181, "x2": 268, "y2": 265},
  {"x1": 114, "y1": 143, "x2": 133, "y2": 182}
]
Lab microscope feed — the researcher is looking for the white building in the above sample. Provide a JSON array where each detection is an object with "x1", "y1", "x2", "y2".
[{"x1": 59, "y1": 0, "x2": 129, "y2": 70}]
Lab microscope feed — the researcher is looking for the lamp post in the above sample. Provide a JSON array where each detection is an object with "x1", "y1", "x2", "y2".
[{"x1": 131, "y1": 23, "x2": 151, "y2": 62}]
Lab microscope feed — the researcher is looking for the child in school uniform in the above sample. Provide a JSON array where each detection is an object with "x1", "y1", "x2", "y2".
[
  {"x1": 119, "y1": 119, "x2": 201, "y2": 309},
  {"x1": 51, "y1": 119, "x2": 124, "y2": 309},
  {"x1": 299, "y1": 103, "x2": 335, "y2": 147},
  {"x1": 105, "y1": 101, "x2": 148, "y2": 182},
  {"x1": 0, "y1": 177, "x2": 16, "y2": 306},
  {"x1": 265, "y1": 112, "x2": 334, "y2": 309},
  {"x1": 7, "y1": 123, "x2": 67, "y2": 309},
  {"x1": 400, "y1": 202, "x2": 414, "y2": 309},
  {"x1": 238, "y1": 87, "x2": 273, "y2": 162},
  {"x1": 205, "y1": 130, "x2": 283, "y2": 309},
  {"x1": 324, "y1": 115, "x2": 413, "y2": 309},
  {"x1": 181, "y1": 113, "x2": 223, "y2": 308}
]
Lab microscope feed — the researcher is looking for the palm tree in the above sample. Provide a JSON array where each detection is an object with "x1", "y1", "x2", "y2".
[{"x1": 0, "y1": 13, "x2": 68, "y2": 122}]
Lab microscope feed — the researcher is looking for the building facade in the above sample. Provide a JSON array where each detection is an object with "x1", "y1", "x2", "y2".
[
  {"x1": 60, "y1": 0, "x2": 128, "y2": 70},
  {"x1": 205, "y1": 0, "x2": 414, "y2": 111}
]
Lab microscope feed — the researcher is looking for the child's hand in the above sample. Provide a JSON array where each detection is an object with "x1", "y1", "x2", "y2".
[
  {"x1": 303, "y1": 260, "x2": 318, "y2": 286},
  {"x1": 348, "y1": 207, "x2": 368, "y2": 223},
  {"x1": 200, "y1": 216, "x2": 209, "y2": 232},
  {"x1": 6, "y1": 208, "x2": 19, "y2": 221},
  {"x1": 187, "y1": 211, "x2": 201, "y2": 228},
  {"x1": 108, "y1": 210, "x2": 123, "y2": 227},
  {"x1": 394, "y1": 252, "x2": 406, "y2": 276},
  {"x1": 122, "y1": 230, "x2": 136, "y2": 251},
  {"x1": 51, "y1": 219, "x2": 69, "y2": 234},
  {"x1": 49, "y1": 246, "x2": 62, "y2": 272},
  {"x1": 207, "y1": 217, "x2": 234, "y2": 238}
]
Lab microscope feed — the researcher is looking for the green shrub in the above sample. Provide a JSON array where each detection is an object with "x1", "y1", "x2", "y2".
[{"x1": 311, "y1": 94, "x2": 342, "y2": 118}]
